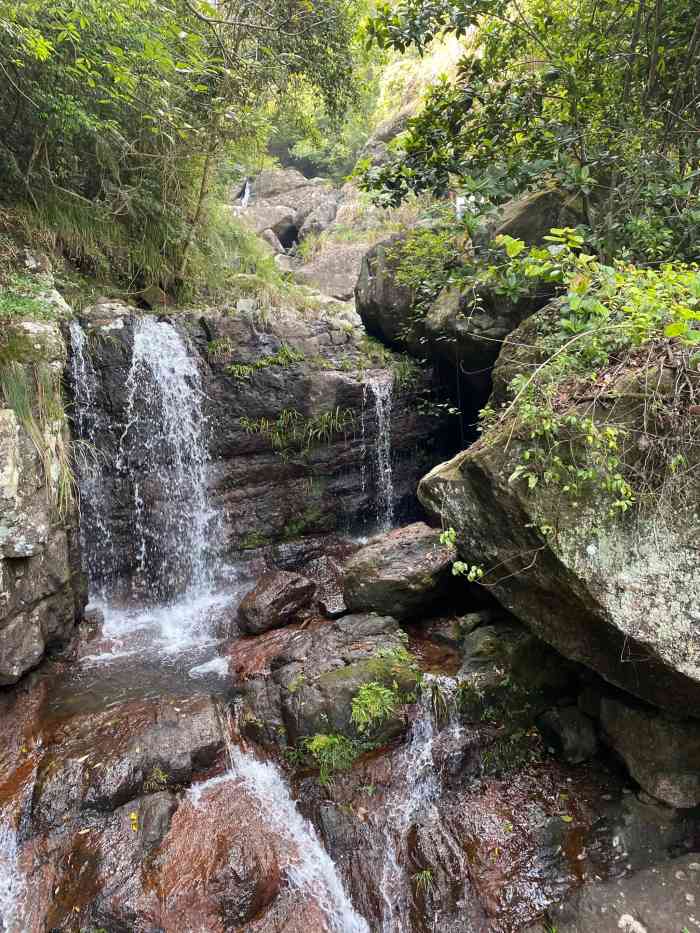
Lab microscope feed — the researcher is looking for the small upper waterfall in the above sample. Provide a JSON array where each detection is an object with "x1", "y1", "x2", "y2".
[
  {"x1": 117, "y1": 316, "x2": 215, "y2": 600},
  {"x1": 366, "y1": 374, "x2": 395, "y2": 531}
]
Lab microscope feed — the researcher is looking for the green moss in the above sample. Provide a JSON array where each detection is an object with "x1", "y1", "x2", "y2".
[
  {"x1": 239, "y1": 531, "x2": 271, "y2": 550},
  {"x1": 281, "y1": 505, "x2": 328, "y2": 541},
  {"x1": 0, "y1": 274, "x2": 60, "y2": 321},
  {"x1": 225, "y1": 343, "x2": 305, "y2": 381}
]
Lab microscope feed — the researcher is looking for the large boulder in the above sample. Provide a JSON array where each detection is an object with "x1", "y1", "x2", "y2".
[
  {"x1": 474, "y1": 188, "x2": 582, "y2": 248},
  {"x1": 599, "y1": 697, "x2": 700, "y2": 807},
  {"x1": 238, "y1": 570, "x2": 317, "y2": 635},
  {"x1": 418, "y1": 307, "x2": 700, "y2": 717},
  {"x1": 357, "y1": 105, "x2": 415, "y2": 168},
  {"x1": 343, "y1": 522, "x2": 456, "y2": 620},
  {"x1": 237, "y1": 613, "x2": 420, "y2": 746},
  {"x1": 356, "y1": 232, "x2": 551, "y2": 374},
  {"x1": 294, "y1": 241, "x2": 370, "y2": 301},
  {"x1": 355, "y1": 235, "x2": 417, "y2": 353},
  {"x1": 241, "y1": 170, "x2": 339, "y2": 249}
]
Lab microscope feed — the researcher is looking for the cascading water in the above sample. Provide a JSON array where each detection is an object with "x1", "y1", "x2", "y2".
[
  {"x1": 70, "y1": 315, "x2": 234, "y2": 662},
  {"x1": 365, "y1": 374, "x2": 395, "y2": 531},
  {"x1": 69, "y1": 321, "x2": 116, "y2": 591},
  {"x1": 0, "y1": 816, "x2": 25, "y2": 933},
  {"x1": 378, "y1": 675, "x2": 465, "y2": 932},
  {"x1": 117, "y1": 316, "x2": 216, "y2": 599},
  {"x1": 187, "y1": 710, "x2": 369, "y2": 933}
]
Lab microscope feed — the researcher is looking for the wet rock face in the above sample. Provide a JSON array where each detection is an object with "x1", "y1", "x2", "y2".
[
  {"x1": 236, "y1": 613, "x2": 419, "y2": 746},
  {"x1": 238, "y1": 570, "x2": 317, "y2": 634},
  {"x1": 73, "y1": 303, "x2": 447, "y2": 576},
  {"x1": 343, "y1": 522, "x2": 457, "y2": 620},
  {"x1": 0, "y1": 320, "x2": 84, "y2": 684},
  {"x1": 537, "y1": 707, "x2": 598, "y2": 765},
  {"x1": 31, "y1": 694, "x2": 223, "y2": 831},
  {"x1": 4, "y1": 678, "x2": 341, "y2": 932},
  {"x1": 300, "y1": 724, "x2": 699, "y2": 933},
  {"x1": 542, "y1": 855, "x2": 700, "y2": 933}
]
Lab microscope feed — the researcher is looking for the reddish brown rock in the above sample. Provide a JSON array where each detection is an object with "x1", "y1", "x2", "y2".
[{"x1": 238, "y1": 570, "x2": 317, "y2": 635}]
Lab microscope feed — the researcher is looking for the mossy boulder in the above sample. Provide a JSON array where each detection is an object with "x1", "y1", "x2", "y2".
[
  {"x1": 418, "y1": 308, "x2": 700, "y2": 717},
  {"x1": 236, "y1": 613, "x2": 420, "y2": 747}
]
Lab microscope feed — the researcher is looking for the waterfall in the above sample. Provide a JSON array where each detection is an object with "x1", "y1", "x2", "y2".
[
  {"x1": 69, "y1": 321, "x2": 116, "y2": 592},
  {"x1": 365, "y1": 374, "x2": 395, "y2": 532},
  {"x1": 240, "y1": 178, "x2": 251, "y2": 209},
  {"x1": 71, "y1": 315, "x2": 232, "y2": 660},
  {"x1": 188, "y1": 712, "x2": 369, "y2": 933},
  {"x1": 0, "y1": 816, "x2": 25, "y2": 933},
  {"x1": 116, "y1": 316, "x2": 216, "y2": 600},
  {"x1": 378, "y1": 675, "x2": 463, "y2": 932}
]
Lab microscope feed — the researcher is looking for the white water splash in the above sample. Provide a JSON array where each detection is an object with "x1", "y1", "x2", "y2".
[
  {"x1": 188, "y1": 656, "x2": 229, "y2": 679},
  {"x1": 81, "y1": 589, "x2": 233, "y2": 665},
  {"x1": 366, "y1": 374, "x2": 395, "y2": 532},
  {"x1": 190, "y1": 715, "x2": 369, "y2": 933},
  {"x1": 0, "y1": 817, "x2": 25, "y2": 933},
  {"x1": 116, "y1": 316, "x2": 217, "y2": 600},
  {"x1": 378, "y1": 675, "x2": 463, "y2": 932}
]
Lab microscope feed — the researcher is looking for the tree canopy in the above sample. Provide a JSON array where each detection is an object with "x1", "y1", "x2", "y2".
[
  {"x1": 360, "y1": 0, "x2": 700, "y2": 262},
  {"x1": 0, "y1": 0, "x2": 357, "y2": 292}
]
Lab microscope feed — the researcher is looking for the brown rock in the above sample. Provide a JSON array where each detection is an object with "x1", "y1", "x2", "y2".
[{"x1": 238, "y1": 570, "x2": 317, "y2": 635}]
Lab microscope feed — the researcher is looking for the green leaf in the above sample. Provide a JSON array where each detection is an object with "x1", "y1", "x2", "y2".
[{"x1": 664, "y1": 322, "x2": 686, "y2": 337}]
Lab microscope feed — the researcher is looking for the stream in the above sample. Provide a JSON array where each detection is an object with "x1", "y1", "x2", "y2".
[{"x1": 0, "y1": 314, "x2": 695, "y2": 932}]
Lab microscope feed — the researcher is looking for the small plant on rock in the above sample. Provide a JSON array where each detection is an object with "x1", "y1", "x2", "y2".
[
  {"x1": 303, "y1": 733, "x2": 364, "y2": 785},
  {"x1": 412, "y1": 868, "x2": 435, "y2": 895},
  {"x1": 351, "y1": 682, "x2": 398, "y2": 734}
]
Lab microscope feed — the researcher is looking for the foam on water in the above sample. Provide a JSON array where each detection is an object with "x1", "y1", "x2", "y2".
[
  {"x1": 188, "y1": 656, "x2": 229, "y2": 679},
  {"x1": 81, "y1": 589, "x2": 233, "y2": 666}
]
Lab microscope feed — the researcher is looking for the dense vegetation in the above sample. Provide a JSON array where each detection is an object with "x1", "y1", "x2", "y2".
[
  {"x1": 361, "y1": 0, "x2": 700, "y2": 264},
  {"x1": 0, "y1": 0, "x2": 358, "y2": 295}
]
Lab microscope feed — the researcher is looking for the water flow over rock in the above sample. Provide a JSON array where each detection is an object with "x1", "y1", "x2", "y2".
[
  {"x1": 378, "y1": 675, "x2": 465, "y2": 932},
  {"x1": 69, "y1": 321, "x2": 115, "y2": 592},
  {"x1": 117, "y1": 316, "x2": 216, "y2": 599},
  {"x1": 366, "y1": 374, "x2": 395, "y2": 531},
  {"x1": 193, "y1": 710, "x2": 370, "y2": 933},
  {"x1": 0, "y1": 815, "x2": 25, "y2": 933}
]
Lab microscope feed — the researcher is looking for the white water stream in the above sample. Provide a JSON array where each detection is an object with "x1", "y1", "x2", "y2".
[
  {"x1": 365, "y1": 374, "x2": 395, "y2": 532},
  {"x1": 0, "y1": 816, "x2": 25, "y2": 933},
  {"x1": 117, "y1": 316, "x2": 217, "y2": 599},
  {"x1": 187, "y1": 712, "x2": 369, "y2": 933},
  {"x1": 378, "y1": 675, "x2": 464, "y2": 932}
]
